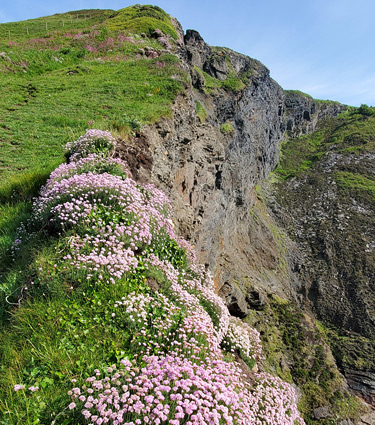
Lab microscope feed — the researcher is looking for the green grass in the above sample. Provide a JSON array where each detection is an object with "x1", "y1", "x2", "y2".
[
  {"x1": 0, "y1": 9, "x2": 112, "y2": 46},
  {"x1": 220, "y1": 122, "x2": 234, "y2": 133},
  {"x1": 285, "y1": 89, "x2": 341, "y2": 106},
  {"x1": 284, "y1": 89, "x2": 313, "y2": 99},
  {"x1": 275, "y1": 129, "x2": 326, "y2": 179},
  {"x1": 0, "y1": 5, "x2": 185, "y2": 180},
  {"x1": 276, "y1": 110, "x2": 375, "y2": 180},
  {"x1": 0, "y1": 169, "x2": 57, "y2": 303},
  {"x1": 0, "y1": 147, "x2": 193, "y2": 422},
  {"x1": 0, "y1": 53, "x2": 185, "y2": 178},
  {"x1": 0, "y1": 7, "x2": 187, "y2": 332},
  {"x1": 221, "y1": 70, "x2": 245, "y2": 91},
  {"x1": 0, "y1": 278, "x2": 150, "y2": 424},
  {"x1": 194, "y1": 65, "x2": 220, "y2": 93},
  {"x1": 195, "y1": 100, "x2": 207, "y2": 122},
  {"x1": 104, "y1": 5, "x2": 178, "y2": 39},
  {"x1": 335, "y1": 171, "x2": 375, "y2": 198}
]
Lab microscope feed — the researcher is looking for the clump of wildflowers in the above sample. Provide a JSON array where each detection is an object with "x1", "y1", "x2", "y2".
[
  {"x1": 69, "y1": 355, "x2": 259, "y2": 425},
  {"x1": 252, "y1": 373, "x2": 305, "y2": 424},
  {"x1": 64, "y1": 129, "x2": 117, "y2": 161},
  {"x1": 13, "y1": 129, "x2": 305, "y2": 424},
  {"x1": 222, "y1": 317, "x2": 263, "y2": 365},
  {"x1": 46, "y1": 154, "x2": 131, "y2": 185}
]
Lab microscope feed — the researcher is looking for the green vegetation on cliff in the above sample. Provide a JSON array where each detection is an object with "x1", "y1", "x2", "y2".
[
  {"x1": 276, "y1": 107, "x2": 375, "y2": 180},
  {"x1": 246, "y1": 296, "x2": 362, "y2": 424},
  {"x1": 273, "y1": 105, "x2": 375, "y2": 415},
  {"x1": 104, "y1": 4, "x2": 178, "y2": 38}
]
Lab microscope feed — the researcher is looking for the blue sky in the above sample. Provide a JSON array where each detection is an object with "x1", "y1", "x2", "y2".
[{"x1": 1, "y1": 0, "x2": 375, "y2": 106}]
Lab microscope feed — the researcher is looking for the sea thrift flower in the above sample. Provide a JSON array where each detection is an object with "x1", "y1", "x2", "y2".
[
  {"x1": 70, "y1": 354, "x2": 260, "y2": 424},
  {"x1": 222, "y1": 317, "x2": 263, "y2": 363},
  {"x1": 64, "y1": 129, "x2": 117, "y2": 161},
  {"x1": 13, "y1": 129, "x2": 305, "y2": 425}
]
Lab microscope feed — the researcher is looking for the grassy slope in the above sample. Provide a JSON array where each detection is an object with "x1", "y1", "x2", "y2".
[
  {"x1": 0, "y1": 10, "x2": 186, "y2": 421},
  {"x1": 0, "y1": 5, "x2": 186, "y2": 302},
  {"x1": 0, "y1": 18, "x2": 184, "y2": 177}
]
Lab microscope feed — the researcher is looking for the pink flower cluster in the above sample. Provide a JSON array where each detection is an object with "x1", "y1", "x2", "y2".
[
  {"x1": 64, "y1": 129, "x2": 117, "y2": 161},
  {"x1": 252, "y1": 373, "x2": 305, "y2": 424},
  {"x1": 14, "y1": 384, "x2": 39, "y2": 392},
  {"x1": 70, "y1": 355, "x2": 305, "y2": 425},
  {"x1": 117, "y1": 35, "x2": 135, "y2": 44},
  {"x1": 30, "y1": 149, "x2": 187, "y2": 284},
  {"x1": 18, "y1": 129, "x2": 305, "y2": 424},
  {"x1": 222, "y1": 317, "x2": 263, "y2": 363},
  {"x1": 86, "y1": 45, "x2": 98, "y2": 53},
  {"x1": 70, "y1": 355, "x2": 257, "y2": 425},
  {"x1": 46, "y1": 154, "x2": 131, "y2": 185}
]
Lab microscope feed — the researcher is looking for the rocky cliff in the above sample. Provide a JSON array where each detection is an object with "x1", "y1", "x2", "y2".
[
  {"x1": 116, "y1": 23, "x2": 375, "y2": 423},
  {"x1": 126, "y1": 27, "x2": 345, "y2": 305},
  {"x1": 272, "y1": 110, "x2": 375, "y2": 409}
]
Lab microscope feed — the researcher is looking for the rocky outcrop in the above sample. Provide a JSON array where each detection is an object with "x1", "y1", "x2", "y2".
[
  {"x1": 130, "y1": 30, "x2": 295, "y2": 305},
  {"x1": 346, "y1": 370, "x2": 375, "y2": 405},
  {"x1": 118, "y1": 23, "x2": 368, "y2": 423},
  {"x1": 357, "y1": 411, "x2": 375, "y2": 425},
  {"x1": 284, "y1": 90, "x2": 347, "y2": 137},
  {"x1": 122, "y1": 28, "x2": 347, "y2": 311}
]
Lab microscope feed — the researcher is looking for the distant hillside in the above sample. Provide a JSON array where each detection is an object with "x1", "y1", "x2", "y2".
[{"x1": 272, "y1": 106, "x2": 375, "y2": 404}]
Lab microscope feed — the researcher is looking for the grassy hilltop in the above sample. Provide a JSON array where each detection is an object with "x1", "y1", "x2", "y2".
[{"x1": 0, "y1": 5, "x2": 184, "y2": 180}]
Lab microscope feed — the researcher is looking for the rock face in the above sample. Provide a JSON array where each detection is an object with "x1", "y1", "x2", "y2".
[
  {"x1": 118, "y1": 22, "x2": 372, "y2": 422},
  {"x1": 271, "y1": 109, "x2": 375, "y2": 413},
  {"x1": 137, "y1": 27, "x2": 345, "y2": 306},
  {"x1": 346, "y1": 370, "x2": 375, "y2": 405},
  {"x1": 141, "y1": 30, "x2": 292, "y2": 304},
  {"x1": 284, "y1": 90, "x2": 346, "y2": 137}
]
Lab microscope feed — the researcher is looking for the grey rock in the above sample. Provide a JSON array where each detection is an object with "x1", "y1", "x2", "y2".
[
  {"x1": 357, "y1": 411, "x2": 375, "y2": 425},
  {"x1": 219, "y1": 282, "x2": 249, "y2": 318},
  {"x1": 313, "y1": 406, "x2": 332, "y2": 419},
  {"x1": 122, "y1": 25, "x2": 346, "y2": 310},
  {"x1": 184, "y1": 30, "x2": 212, "y2": 70},
  {"x1": 339, "y1": 420, "x2": 355, "y2": 425},
  {"x1": 346, "y1": 370, "x2": 375, "y2": 405},
  {"x1": 0, "y1": 51, "x2": 11, "y2": 61},
  {"x1": 284, "y1": 90, "x2": 346, "y2": 137},
  {"x1": 245, "y1": 287, "x2": 267, "y2": 310}
]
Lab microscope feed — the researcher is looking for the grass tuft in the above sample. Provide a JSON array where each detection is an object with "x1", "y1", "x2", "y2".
[{"x1": 104, "y1": 5, "x2": 178, "y2": 39}]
